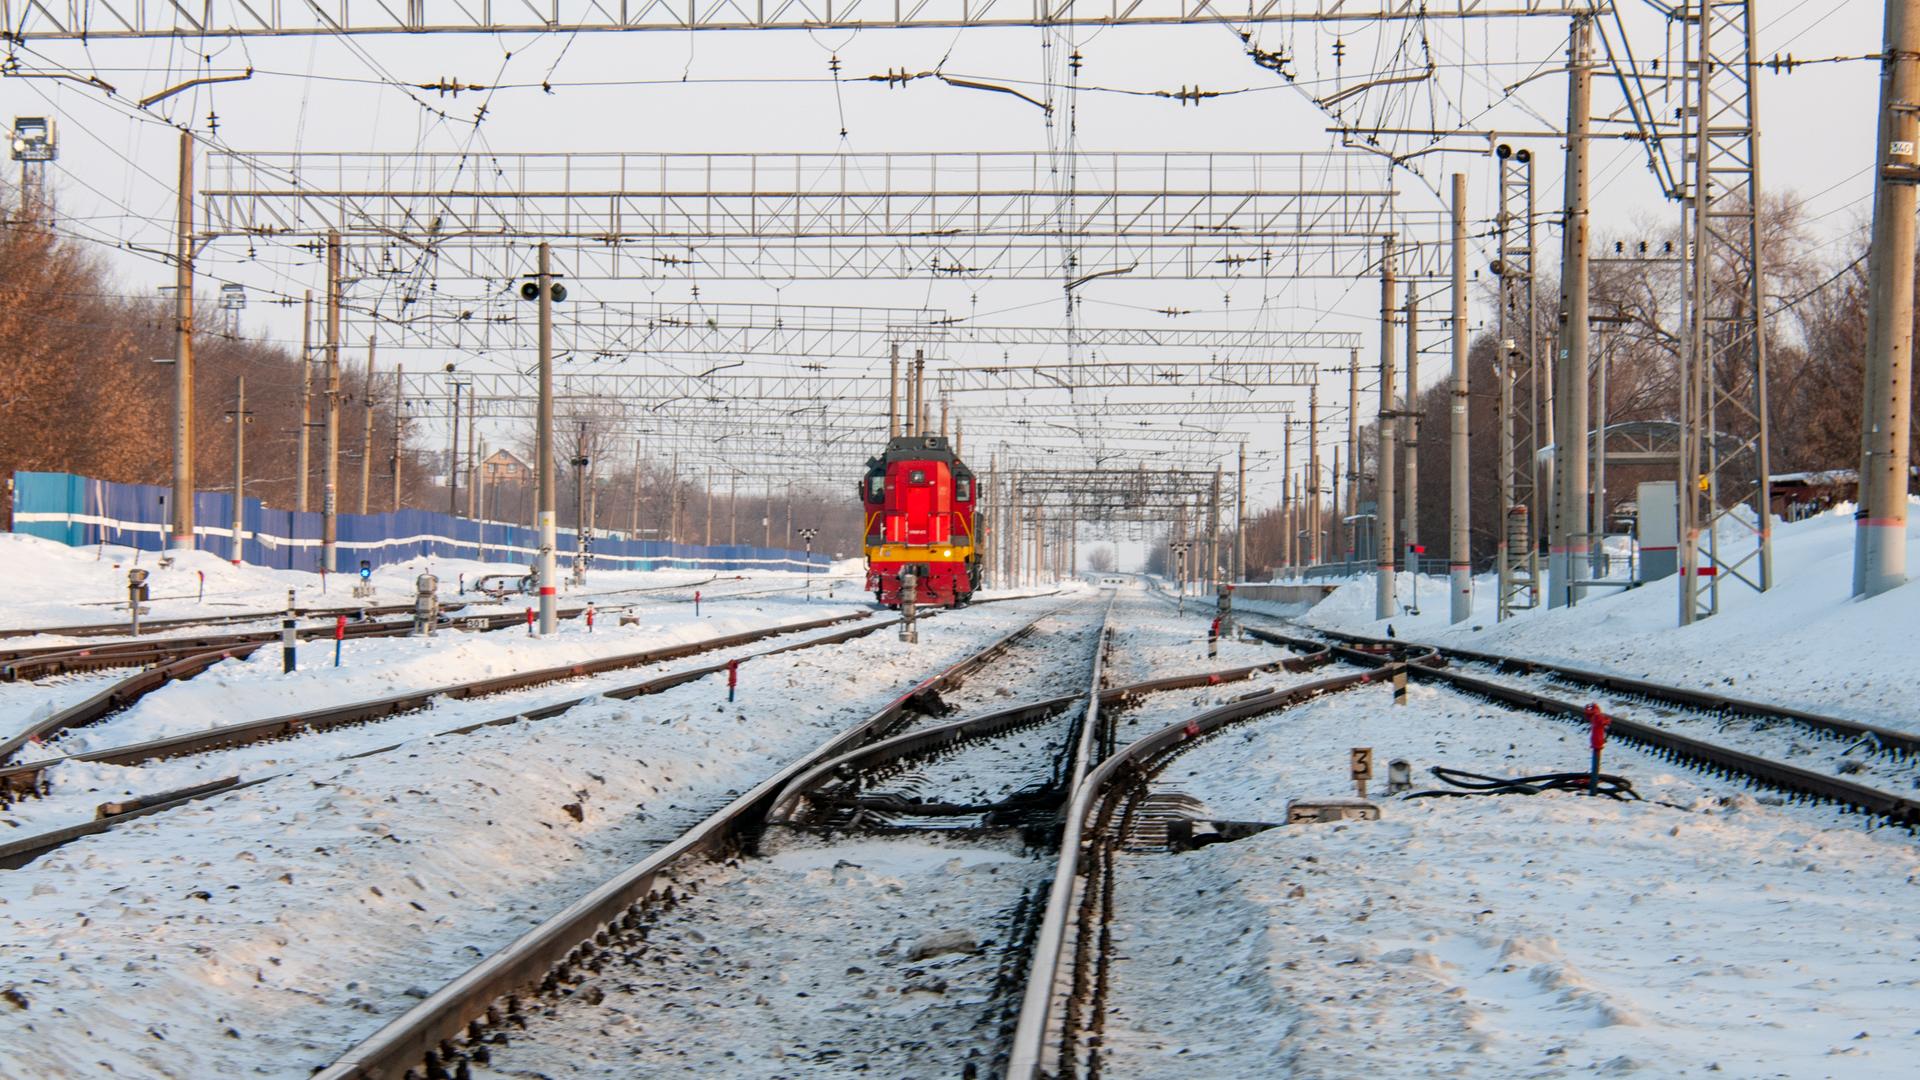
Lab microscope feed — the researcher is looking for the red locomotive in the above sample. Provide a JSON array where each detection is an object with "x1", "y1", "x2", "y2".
[{"x1": 860, "y1": 434, "x2": 981, "y2": 607}]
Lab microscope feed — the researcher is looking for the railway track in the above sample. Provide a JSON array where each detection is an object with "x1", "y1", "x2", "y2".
[
  {"x1": 0, "y1": 589, "x2": 1058, "y2": 869},
  {"x1": 0, "y1": 607, "x2": 598, "y2": 764},
  {"x1": 304, "y1": 593, "x2": 1331, "y2": 1079},
  {"x1": 0, "y1": 610, "x2": 891, "y2": 868},
  {"x1": 1238, "y1": 624, "x2": 1920, "y2": 828}
]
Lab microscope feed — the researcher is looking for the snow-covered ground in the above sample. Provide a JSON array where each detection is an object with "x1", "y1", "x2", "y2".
[
  {"x1": 0, "y1": 531, "x2": 857, "y2": 643},
  {"x1": 1101, "y1": 678, "x2": 1920, "y2": 1079},
  {"x1": 1298, "y1": 503, "x2": 1920, "y2": 731},
  {"x1": 477, "y1": 834, "x2": 1047, "y2": 1079},
  {"x1": 0, "y1": 594, "x2": 1065, "y2": 1077},
  {"x1": 0, "y1": 600, "x2": 876, "y2": 842}
]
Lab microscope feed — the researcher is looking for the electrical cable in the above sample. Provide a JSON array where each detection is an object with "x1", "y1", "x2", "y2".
[{"x1": 1404, "y1": 764, "x2": 1640, "y2": 801}]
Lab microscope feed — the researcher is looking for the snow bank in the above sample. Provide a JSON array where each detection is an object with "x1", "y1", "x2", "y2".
[{"x1": 1302, "y1": 504, "x2": 1920, "y2": 730}]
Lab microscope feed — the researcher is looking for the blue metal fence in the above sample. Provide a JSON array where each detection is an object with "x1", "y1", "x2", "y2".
[{"x1": 10, "y1": 471, "x2": 828, "y2": 574}]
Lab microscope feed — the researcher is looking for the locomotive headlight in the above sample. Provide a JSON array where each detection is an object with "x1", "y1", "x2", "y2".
[{"x1": 942, "y1": 549, "x2": 951, "y2": 557}]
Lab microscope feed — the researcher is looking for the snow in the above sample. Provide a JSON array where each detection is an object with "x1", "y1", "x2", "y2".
[
  {"x1": 1099, "y1": 678, "x2": 1920, "y2": 1079},
  {"x1": 1, "y1": 539, "x2": 1915, "y2": 1080},
  {"x1": 0, "y1": 597, "x2": 1054, "y2": 1078},
  {"x1": 473, "y1": 833, "x2": 1046, "y2": 1079},
  {"x1": 0, "y1": 598, "x2": 874, "y2": 842},
  {"x1": 0, "y1": 531, "x2": 861, "y2": 642},
  {"x1": 1299, "y1": 503, "x2": 1920, "y2": 732}
]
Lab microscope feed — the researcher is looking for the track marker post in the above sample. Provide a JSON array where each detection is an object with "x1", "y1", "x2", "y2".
[
  {"x1": 526, "y1": 607, "x2": 536, "y2": 636},
  {"x1": 1393, "y1": 670, "x2": 1409, "y2": 706},
  {"x1": 333, "y1": 615, "x2": 346, "y2": 667},
  {"x1": 281, "y1": 588, "x2": 298, "y2": 673},
  {"x1": 585, "y1": 604, "x2": 595, "y2": 633},
  {"x1": 1207, "y1": 617, "x2": 1220, "y2": 658},
  {"x1": 1585, "y1": 703, "x2": 1611, "y2": 795},
  {"x1": 126, "y1": 568, "x2": 149, "y2": 636},
  {"x1": 694, "y1": 590, "x2": 702, "y2": 618},
  {"x1": 727, "y1": 658, "x2": 739, "y2": 702},
  {"x1": 1351, "y1": 747, "x2": 1374, "y2": 798},
  {"x1": 197, "y1": 571, "x2": 205, "y2": 604}
]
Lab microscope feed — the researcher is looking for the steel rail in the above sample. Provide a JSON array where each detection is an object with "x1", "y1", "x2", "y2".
[
  {"x1": 0, "y1": 610, "x2": 870, "y2": 797},
  {"x1": 0, "y1": 608, "x2": 603, "y2": 764},
  {"x1": 0, "y1": 601, "x2": 443, "y2": 644},
  {"x1": 1252, "y1": 627, "x2": 1920, "y2": 828},
  {"x1": 0, "y1": 606, "x2": 455, "y2": 675},
  {"x1": 311, "y1": 603, "x2": 1067, "y2": 1080},
  {"x1": 1310, "y1": 626, "x2": 1920, "y2": 758},
  {"x1": 1005, "y1": 666, "x2": 1388, "y2": 1078},
  {"x1": 763, "y1": 643, "x2": 1339, "y2": 824},
  {"x1": 0, "y1": 615, "x2": 906, "y2": 871}
]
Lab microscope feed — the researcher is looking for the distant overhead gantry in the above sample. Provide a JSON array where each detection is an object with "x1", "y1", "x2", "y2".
[
  {"x1": 203, "y1": 150, "x2": 1451, "y2": 281},
  {"x1": 342, "y1": 297, "x2": 1363, "y2": 359},
  {"x1": 0, "y1": 1, "x2": 1600, "y2": 40}
]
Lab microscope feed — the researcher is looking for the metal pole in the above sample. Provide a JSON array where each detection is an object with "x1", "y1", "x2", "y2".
[
  {"x1": 1450, "y1": 172, "x2": 1474, "y2": 624},
  {"x1": 359, "y1": 338, "x2": 374, "y2": 516},
  {"x1": 1855, "y1": 0, "x2": 1919, "y2": 598},
  {"x1": 1210, "y1": 465, "x2": 1222, "y2": 586},
  {"x1": 1235, "y1": 442, "x2": 1247, "y2": 583},
  {"x1": 1377, "y1": 235, "x2": 1398, "y2": 620},
  {"x1": 536, "y1": 243, "x2": 558, "y2": 635},
  {"x1": 705, "y1": 465, "x2": 714, "y2": 546},
  {"x1": 1404, "y1": 292, "x2": 1420, "y2": 574},
  {"x1": 466, "y1": 387, "x2": 478, "y2": 519},
  {"x1": 1282, "y1": 417, "x2": 1294, "y2": 573},
  {"x1": 229, "y1": 376, "x2": 246, "y2": 565},
  {"x1": 729, "y1": 471, "x2": 738, "y2": 545},
  {"x1": 1593, "y1": 329, "x2": 1609, "y2": 571},
  {"x1": 170, "y1": 129, "x2": 196, "y2": 552},
  {"x1": 322, "y1": 231, "x2": 341, "y2": 573},
  {"x1": 1308, "y1": 388, "x2": 1321, "y2": 565},
  {"x1": 1346, "y1": 346, "x2": 1360, "y2": 562},
  {"x1": 297, "y1": 291, "x2": 311, "y2": 513},
  {"x1": 1330, "y1": 445, "x2": 1340, "y2": 570},
  {"x1": 391, "y1": 365, "x2": 404, "y2": 513},
  {"x1": 1552, "y1": 16, "x2": 1594, "y2": 609},
  {"x1": 448, "y1": 379, "x2": 462, "y2": 516},
  {"x1": 889, "y1": 343, "x2": 900, "y2": 438}
]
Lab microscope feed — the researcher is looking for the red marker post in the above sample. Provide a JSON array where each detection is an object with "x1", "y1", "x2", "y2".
[
  {"x1": 727, "y1": 658, "x2": 740, "y2": 702},
  {"x1": 585, "y1": 604, "x2": 596, "y2": 633},
  {"x1": 694, "y1": 590, "x2": 702, "y2": 617},
  {"x1": 333, "y1": 615, "x2": 347, "y2": 667},
  {"x1": 1207, "y1": 617, "x2": 1220, "y2": 659},
  {"x1": 526, "y1": 606, "x2": 536, "y2": 636},
  {"x1": 1585, "y1": 702, "x2": 1611, "y2": 796},
  {"x1": 197, "y1": 570, "x2": 206, "y2": 604}
]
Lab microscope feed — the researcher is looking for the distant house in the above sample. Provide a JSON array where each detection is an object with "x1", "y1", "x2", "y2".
[{"x1": 482, "y1": 449, "x2": 532, "y2": 488}]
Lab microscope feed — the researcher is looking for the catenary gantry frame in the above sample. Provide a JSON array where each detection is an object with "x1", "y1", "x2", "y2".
[
  {"x1": 341, "y1": 296, "x2": 1363, "y2": 358},
  {"x1": 201, "y1": 150, "x2": 1449, "y2": 281},
  {"x1": 0, "y1": 1, "x2": 1601, "y2": 39}
]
